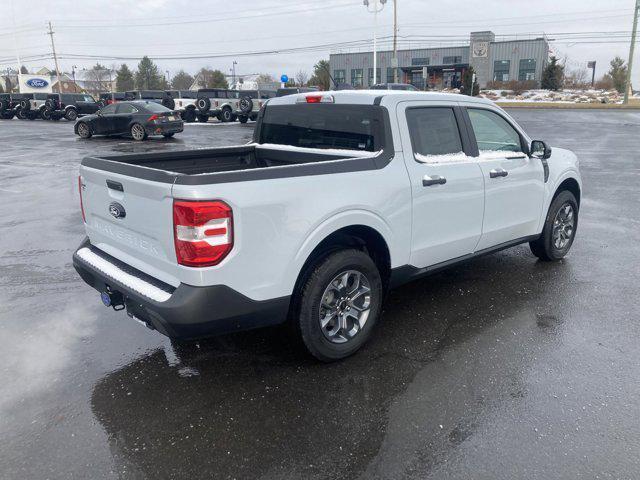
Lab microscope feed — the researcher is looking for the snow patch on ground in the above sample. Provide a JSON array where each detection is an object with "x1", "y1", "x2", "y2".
[{"x1": 480, "y1": 88, "x2": 633, "y2": 104}]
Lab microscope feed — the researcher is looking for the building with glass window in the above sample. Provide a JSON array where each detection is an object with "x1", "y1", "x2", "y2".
[{"x1": 329, "y1": 31, "x2": 549, "y2": 90}]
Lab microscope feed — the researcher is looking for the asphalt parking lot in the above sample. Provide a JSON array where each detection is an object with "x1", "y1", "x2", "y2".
[{"x1": 1, "y1": 109, "x2": 640, "y2": 480}]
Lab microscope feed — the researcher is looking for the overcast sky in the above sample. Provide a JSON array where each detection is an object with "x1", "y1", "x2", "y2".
[{"x1": 1, "y1": 0, "x2": 638, "y2": 85}]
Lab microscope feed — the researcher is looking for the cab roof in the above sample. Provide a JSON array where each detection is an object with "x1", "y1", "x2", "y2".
[{"x1": 267, "y1": 89, "x2": 495, "y2": 107}]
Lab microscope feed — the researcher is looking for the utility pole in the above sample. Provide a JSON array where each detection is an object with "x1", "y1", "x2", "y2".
[
  {"x1": 47, "y1": 21, "x2": 62, "y2": 93},
  {"x1": 393, "y1": 0, "x2": 398, "y2": 83},
  {"x1": 624, "y1": 0, "x2": 639, "y2": 104},
  {"x1": 363, "y1": 0, "x2": 386, "y2": 86}
]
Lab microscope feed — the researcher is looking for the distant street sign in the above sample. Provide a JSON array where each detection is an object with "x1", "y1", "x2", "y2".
[
  {"x1": 280, "y1": 74, "x2": 289, "y2": 83},
  {"x1": 587, "y1": 61, "x2": 596, "y2": 69}
]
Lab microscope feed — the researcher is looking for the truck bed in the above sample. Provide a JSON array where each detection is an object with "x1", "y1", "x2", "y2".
[{"x1": 81, "y1": 143, "x2": 385, "y2": 185}]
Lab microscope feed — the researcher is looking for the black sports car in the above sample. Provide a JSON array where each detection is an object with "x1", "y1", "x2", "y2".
[{"x1": 74, "y1": 101, "x2": 184, "y2": 141}]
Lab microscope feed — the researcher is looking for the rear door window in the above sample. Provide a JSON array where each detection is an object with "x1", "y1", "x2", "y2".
[{"x1": 406, "y1": 107, "x2": 464, "y2": 162}]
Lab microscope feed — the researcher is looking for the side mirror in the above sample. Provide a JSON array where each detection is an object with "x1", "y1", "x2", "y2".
[{"x1": 531, "y1": 140, "x2": 551, "y2": 160}]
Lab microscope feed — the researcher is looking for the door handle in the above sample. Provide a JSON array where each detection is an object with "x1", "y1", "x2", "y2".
[
  {"x1": 422, "y1": 175, "x2": 447, "y2": 186},
  {"x1": 489, "y1": 168, "x2": 508, "y2": 178}
]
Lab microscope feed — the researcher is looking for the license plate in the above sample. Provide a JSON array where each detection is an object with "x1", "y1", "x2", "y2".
[{"x1": 168, "y1": 115, "x2": 176, "y2": 121}]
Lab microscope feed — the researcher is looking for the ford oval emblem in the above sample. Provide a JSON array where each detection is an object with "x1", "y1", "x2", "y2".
[
  {"x1": 109, "y1": 202, "x2": 126, "y2": 219},
  {"x1": 25, "y1": 78, "x2": 49, "y2": 88}
]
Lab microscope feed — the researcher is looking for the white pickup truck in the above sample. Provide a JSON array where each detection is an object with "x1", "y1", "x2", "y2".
[{"x1": 73, "y1": 91, "x2": 581, "y2": 361}]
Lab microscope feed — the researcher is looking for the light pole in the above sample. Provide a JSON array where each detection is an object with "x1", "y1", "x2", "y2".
[
  {"x1": 166, "y1": 70, "x2": 170, "y2": 87},
  {"x1": 363, "y1": 0, "x2": 386, "y2": 86},
  {"x1": 231, "y1": 61, "x2": 237, "y2": 88},
  {"x1": 72, "y1": 65, "x2": 77, "y2": 92}
]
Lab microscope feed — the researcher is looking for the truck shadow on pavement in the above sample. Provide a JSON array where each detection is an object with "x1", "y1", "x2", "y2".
[{"x1": 90, "y1": 247, "x2": 575, "y2": 479}]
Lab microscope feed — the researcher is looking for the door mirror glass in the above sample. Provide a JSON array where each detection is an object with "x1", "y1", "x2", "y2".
[{"x1": 531, "y1": 140, "x2": 551, "y2": 159}]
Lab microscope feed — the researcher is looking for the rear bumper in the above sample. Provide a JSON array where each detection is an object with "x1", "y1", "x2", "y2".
[
  {"x1": 145, "y1": 122, "x2": 184, "y2": 135},
  {"x1": 72, "y1": 238, "x2": 290, "y2": 339}
]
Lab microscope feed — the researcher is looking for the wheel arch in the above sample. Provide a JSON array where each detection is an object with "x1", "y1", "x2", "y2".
[
  {"x1": 554, "y1": 177, "x2": 581, "y2": 207},
  {"x1": 292, "y1": 222, "x2": 393, "y2": 299}
]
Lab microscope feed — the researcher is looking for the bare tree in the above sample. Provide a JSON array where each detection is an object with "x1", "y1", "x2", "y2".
[
  {"x1": 256, "y1": 73, "x2": 275, "y2": 84},
  {"x1": 295, "y1": 70, "x2": 309, "y2": 87},
  {"x1": 84, "y1": 63, "x2": 112, "y2": 96},
  {"x1": 565, "y1": 67, "x2": 589, "y2": 89}
]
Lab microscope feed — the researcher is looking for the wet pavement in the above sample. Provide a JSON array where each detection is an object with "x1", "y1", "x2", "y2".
[{"x1": 1, "y1": 110, "x2": 639, "y2": 479}]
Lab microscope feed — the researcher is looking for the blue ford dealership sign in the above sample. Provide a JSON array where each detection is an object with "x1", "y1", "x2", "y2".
[
  {"x1": 25, "y1": 78, "x2": 49, "y2": 88},
  {"x1": 280, "y1": 74, "x2": 288, "y2": 83}
]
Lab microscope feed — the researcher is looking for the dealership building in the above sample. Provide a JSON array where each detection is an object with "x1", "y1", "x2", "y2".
[{"x1": 329, "y1": 31, "x2": 550, "y2": 89}]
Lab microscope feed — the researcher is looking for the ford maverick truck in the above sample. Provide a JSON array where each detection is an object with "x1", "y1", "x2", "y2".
[{"x1": 73, "y1": 91, "x2": 581, "y2": 361}]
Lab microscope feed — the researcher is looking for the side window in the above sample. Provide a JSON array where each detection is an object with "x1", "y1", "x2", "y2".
[
  {"x1": 467, "y1": 109, "x2": 522, "y2": 154},
  {"x1": 100, "y1": 104, "x2": 117, "y2": 114},
  {"x1": 406, "y1": 107, "x2": 465, "y2": 163},
  {"x1": 116, "y1": 103, "x2": 138, "y2": 114}
]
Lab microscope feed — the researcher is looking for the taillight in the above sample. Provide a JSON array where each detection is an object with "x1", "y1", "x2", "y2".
[
  {"x1": 173, "y1": 200, "x2": 233, "y2": 267},
  {"x1": 78, "y1": 175, "x2": 86, "y2": 223},
  {"x1": 107, "y1": 99, "x2": 114, "y2": 105},
  {"x1": 148, "y1": 114, "x2": 159, "y2": 122}
]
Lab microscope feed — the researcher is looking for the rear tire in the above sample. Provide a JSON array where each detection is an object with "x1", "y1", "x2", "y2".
[
  {"x1": 16, "y1": 107, "x2": 27, "y2": 120},
  {"x1": 163, "y1": 132, "x2": 175, "y2": 138},
  {"x1": 130, "y1": 123, "x2": 147, "y2": 141},
  {"x1": 183, "y1": 107, "x2": 196, "y2": 123},
  {"x1": 65, "y1": 108, "x2": 78, "y2": 121},
  {"x1": 291, "y1": 249, "x2": 383, "y2": 362},
  {"x1": 239, "y1": 115, "x2": 248, "y2": 124},
  {"x1": 220, "y1": 107, "x2": 232, "y2": 122},
  {"x1": 197, "y1": 114, "x2": 209, "y2": 123},
  {"x1": 530, "y1": 190, "x2": 579, "y2": 261}
]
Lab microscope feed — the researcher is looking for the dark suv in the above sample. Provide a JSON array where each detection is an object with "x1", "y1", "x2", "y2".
[
  {"x1": 43, "y1": 93, "x2": 100, "y2": 121},
  {"x1": 98, "y1": 92, "x2": 126, "y2": 108},
  {"x1": 124, "y1": 90, "x2": 174, "y2": 108},
  {"x1": 0, "y1": 93, "x2": 32, "y2": 119}
]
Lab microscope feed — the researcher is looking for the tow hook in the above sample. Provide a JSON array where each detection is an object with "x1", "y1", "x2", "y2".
[{"x1": 100, "y1": 287, "x2": 125, "y2": 311}]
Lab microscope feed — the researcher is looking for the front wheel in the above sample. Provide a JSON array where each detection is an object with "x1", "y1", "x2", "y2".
[
  {"x1": 530, "y1": 190, "x2": 579, "y2": 261},
  {"x1": 130, "y1": 123, "x2": 147, "y2": 141},
  {"x1": 77, "y1": 122, "x2": 92, "y2": 139},
  {"x1": 197, "y1": 114, "x2": 209, "y2": 123},
  {"x1": 292, "y1": 249, "x2": 383, "y2": 362},
  {"x1": 238, "y1": 115, "x2": 248, "y2": 124},
  {"x1": 182, "y1": 108, "x2": 196, "y2": 123}
]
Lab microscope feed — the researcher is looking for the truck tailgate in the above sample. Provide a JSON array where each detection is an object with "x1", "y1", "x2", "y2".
[{"x1": 80, "y1": 166, "x2": 179, "y2": 287}]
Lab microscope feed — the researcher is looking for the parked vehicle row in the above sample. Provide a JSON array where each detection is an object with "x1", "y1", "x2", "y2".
[{"x1": 0, "y1": 93, "x2": 100, "y2": 121}]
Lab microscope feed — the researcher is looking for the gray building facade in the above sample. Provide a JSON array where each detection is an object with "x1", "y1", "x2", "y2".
[{"x1": 329, "y1": 31, "x2": 549, "y2": 89}]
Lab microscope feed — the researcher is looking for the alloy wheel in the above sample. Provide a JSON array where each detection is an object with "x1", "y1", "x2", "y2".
[
  {"x1": 131, "y1": 124, "x2": 145, "y2": 140},
  {"x1": 318, "y1": 270, "x2": 372, "y2": 344},
  {"x1": 552, "y1": 203, "x2": 575, "y2": 249}
]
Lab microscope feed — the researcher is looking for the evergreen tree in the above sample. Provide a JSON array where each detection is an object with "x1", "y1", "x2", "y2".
[
  {"x1": 607, "y1": 56, "x2": 627, "y2": 93},
  {"x1": 171, "y1": 70, "x2": 194, "y2": 90},
  {"x1": 308, "y1": 60, "x2": 331, "y2": 90},
  {"x1": 20, "y1": 65, "x2": 29, "y2": 74},
  {"x1": 541, "y1": 56, "x2": 564, "y2": 91},
  {"x1": 461, "y1": 67, "x2": 479, "y2": 96},
  {"x1": 134, "y1": 56, "x2": 165, "y2": 90},
  {"x1": 116, "y1": 64, "x2": 135, "y2": 91}
]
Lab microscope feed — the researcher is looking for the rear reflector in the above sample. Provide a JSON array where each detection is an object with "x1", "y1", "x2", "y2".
[
  {"x1": 78, "y1": 175, "x2": 86, "y2": 223},
  {"x1": 173, "y1": 200, "x2": 233, "y2": 267},
  {"x1": 297, "y1": 94, "x2": 334, "y2": 104}
]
